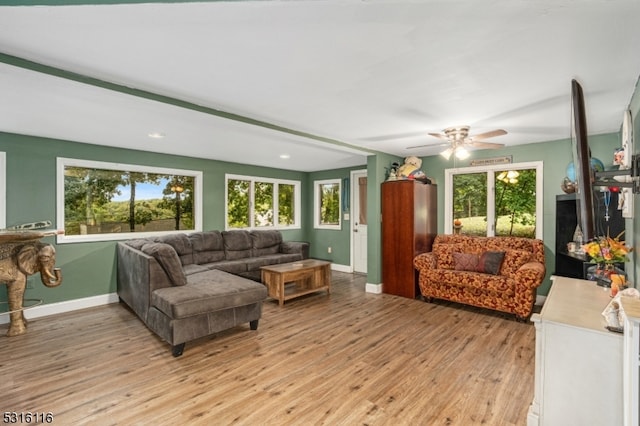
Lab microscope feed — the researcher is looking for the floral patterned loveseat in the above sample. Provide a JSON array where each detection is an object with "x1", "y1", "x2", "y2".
[{"x1": 413, "y1": 234, "x2": 546, "y2": 320}]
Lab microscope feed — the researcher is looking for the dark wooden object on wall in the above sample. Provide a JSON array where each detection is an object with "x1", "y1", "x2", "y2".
[{"x1": 381, "y1": 180, "x2": 437, "y2": 298}]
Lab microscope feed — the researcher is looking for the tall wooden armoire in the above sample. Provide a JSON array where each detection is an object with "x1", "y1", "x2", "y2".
[{"x1": 381, "y1": 180, "x2": 437, "y2": 298}]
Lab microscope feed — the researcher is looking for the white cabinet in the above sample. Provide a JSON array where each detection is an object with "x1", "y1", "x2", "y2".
[
  {"x1": 528, "y1": 276, "x2": 623, "y2": 426},
  {"x1": 621, "y1": 297, "x2": 640, "y2": 426}
]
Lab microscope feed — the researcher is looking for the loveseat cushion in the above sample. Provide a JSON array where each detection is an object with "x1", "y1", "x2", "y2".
[
  {"x1": 424, "y1": 269, "x2": 515, "y2": 295},
  {"x1": 141, "y1": 242, "x2": 188, "y2": 287},
  {"x1": 250, "y1": 230, "x2": 282, "y2": 256},
  {"x1": 151, "y1": 269, "x2": 267, "y2": 320},
  {"x1": 189, "y1": 231, "x2": 225, "y2": 264},
  {"x1": 500, "y1": 249, "x2": 532, "y2": 276},
  {"x1": 154, "y1": 234, "x2": 194, "y2": 266},
  {"x1": 222, "y1": 231, "x2": 253, "y2": 260}
]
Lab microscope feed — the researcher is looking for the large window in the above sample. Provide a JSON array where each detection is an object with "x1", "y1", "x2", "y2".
[
  {"x1": 445, "y1": 161, "x2": 543, "y2": 238},
  {"x1": 226, "y1": 174, "x2": 300, "y2": 229},
  {"x1": 56, "y1": 158, "x2": 203, "y2": 243},
  {"x1": 314, "y1": 179, "x2": 341, "y2": 230}
]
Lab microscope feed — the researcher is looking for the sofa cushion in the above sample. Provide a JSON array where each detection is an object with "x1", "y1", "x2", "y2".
[
  {"x1": 141, "y1": 242, "x2": 188, "y2": 286},
  {"x1": 453, "y1": 253, "x2": 479, "y2": 271},
  {"x1": 222, "y1": 231, "x2": 253, "y2": 260},
  {"x1": 126, "y1": 238, "x2": 151, "y2": 250},
  {"x1": 151, "y1": 269, "x2": 267, "y2": 319},
  {"x1": 182, "y1": 263, "x2": 210, "y2": 276},
  {"x1": 205, "y1": 259, "x2": 248, "y2": 275},
  {"x1": 250, "y1": 230, "x2": 282, "y2": 256},
  {"x1": 476, "y1": 251, "x2": 506, "y2": 275},
  {"x1": 189, "y1": 231, "x2": 225, "y2": 264},
  {"x1": 500, "y1": 249, "x2": 532, "y2": 276},
  {"x1": 154, "y1": 234, "x2": 194, "y2": 266}
]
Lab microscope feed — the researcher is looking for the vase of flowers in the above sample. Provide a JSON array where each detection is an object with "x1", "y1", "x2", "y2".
[{"x1": 583, "y1": 233, "x2": 632, "y2": 288}]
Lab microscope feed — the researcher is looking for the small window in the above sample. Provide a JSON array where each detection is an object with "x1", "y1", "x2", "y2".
[
  {"x1": 314, "y1": 179, "x2": 341, "y2": 230},
  {"x1": 226, "y1": 174, "x2": 301, "y2": 229},
  {"x1": 56, "y1": 158, "x2": 203, "y2": 243}
]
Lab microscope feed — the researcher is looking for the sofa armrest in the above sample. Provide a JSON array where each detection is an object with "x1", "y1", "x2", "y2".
[
  {"x1": 117, "y1": 243, "x2": 173, "y2": 323},
  {"x1": 414, "y1": 252, "x2": 437, "y2": 270},
  {"x1": 281, "y1": 241, "x2": 310, "y2": 259},
  {"x1": 513, "y1": 261, "x2": 546, "y2": 289}
]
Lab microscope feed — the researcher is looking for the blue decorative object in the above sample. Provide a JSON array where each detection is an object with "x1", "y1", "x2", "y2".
[{"x1": 565, "y1": 157, "x2": 605, "y2": 182}]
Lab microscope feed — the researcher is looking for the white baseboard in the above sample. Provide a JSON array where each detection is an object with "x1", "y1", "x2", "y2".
[
  {"x1": 331, "y1": 263, "x2": 352, "y2": 273},
  {"x1": 0, "y1": 293, "x2": 119, "y2": 325},
  {"x1": 366, "y1": 283, "x2": 382, "y2": 294},
  {"x1": 535, "y1": 295, "x2": 546, "y2": 306}
]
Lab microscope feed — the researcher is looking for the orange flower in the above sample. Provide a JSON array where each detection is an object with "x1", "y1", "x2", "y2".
[{"x1": 582, "y1": 232, "x2": 632, "y2": 264}]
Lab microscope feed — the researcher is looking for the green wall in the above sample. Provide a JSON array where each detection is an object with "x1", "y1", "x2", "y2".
[
  {"x1": 0, "y1": 124, "x2": 629, "y2": 307},
  {"x1": 0, "y1": 132, "x2": 308, "y2": 304}
]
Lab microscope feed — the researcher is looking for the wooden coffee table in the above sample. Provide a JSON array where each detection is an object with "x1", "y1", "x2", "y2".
[{"x1": 260, "y1": 259, "x2": 331, "y2": 306}]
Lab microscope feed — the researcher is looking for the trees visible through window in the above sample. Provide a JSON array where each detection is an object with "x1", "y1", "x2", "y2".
[
  {"x1": 57, "y1": 158, "x2": 202, "y2": 243},
  {"x1": 446, "y1": 162, "x2": 542, "y2": 238},
  {"x1": 226, "y1": 174, "x2": 300, "y2": 229},
  {"x1": 314, "y1": 179, "x2": 341, "y2": 229}
]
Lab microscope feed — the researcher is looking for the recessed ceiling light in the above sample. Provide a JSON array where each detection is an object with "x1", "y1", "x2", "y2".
[
  {"x1": 148, "y1": 132, "x2": 165, "y2": 139},
  {"x1": 280, "y1": 154, "x2": 290, "y2": 159}
]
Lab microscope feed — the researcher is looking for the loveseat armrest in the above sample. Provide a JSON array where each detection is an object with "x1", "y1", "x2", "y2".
[
  {"x1": 513, "y1": 261, "x2": 546, "y2": 290},
  {"x1": 414, "y1": 252, "x2": 437, "y2": 270},
  {"x1": 281, "y1": 241, "x2": 310, "y2": 259}
]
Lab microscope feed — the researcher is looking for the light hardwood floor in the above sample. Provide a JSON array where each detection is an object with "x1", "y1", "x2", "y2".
[{"x1": 1, "y1": 272, "x2": 535, "y2": 425}]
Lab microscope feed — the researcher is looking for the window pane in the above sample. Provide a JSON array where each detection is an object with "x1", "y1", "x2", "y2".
[
  {"x1": 452, "y1": 173, "x2": 487, "y2": 236},
  {"x1": 254, "y1": 181, "x2": 274, "y2": 227},
  {"x1": 278, "y1": 183, "x2": 295, "y2": 225},
  {"x1": 320, "y1": 183, "x2": 340, "y2": 225},
  {"x1": 227, "y1": 179, "x2": 250, "y2": 228},
  {"x1": 63, "y1": 166, "x2": 195, "y2": 235},
  {"x1": 495, "y1": 169, "x2": 537, "y2": 237}
]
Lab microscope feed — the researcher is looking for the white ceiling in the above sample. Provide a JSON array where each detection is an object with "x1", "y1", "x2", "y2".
[{"x1": 0, "y1": 0, "x2": 639, "y2": 172}]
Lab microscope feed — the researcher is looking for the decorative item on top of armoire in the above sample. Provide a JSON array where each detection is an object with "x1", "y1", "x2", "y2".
[{"x1": 381, "y1": 180, "x2": 437, "y2": 299}]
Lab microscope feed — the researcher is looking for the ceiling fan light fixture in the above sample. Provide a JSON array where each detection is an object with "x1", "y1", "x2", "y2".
[
  {"x1": 440, "y1": 147, "x2": 453, "y2": 160},
  {"x1": 455, "y1": 146, "x2": 470, "y2": 160}
]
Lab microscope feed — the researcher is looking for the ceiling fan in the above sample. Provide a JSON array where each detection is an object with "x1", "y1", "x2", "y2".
[{"x1": 407, "y1": 126, "x2": 507, "y2": 160}]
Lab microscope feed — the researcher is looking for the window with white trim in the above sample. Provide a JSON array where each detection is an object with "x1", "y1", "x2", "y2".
[
  {"x1": 314, "y1": 179, "x2": 341, "y2": 230},
  {"x1": 56, "y1": 158, "x2": 203, "y2": 243},
  {"x1": 444, "y1": 161, "x2": 543, "y2": 238},
  {"x1": 225, "y1": 174, "x2": 301, "y2": 229}
]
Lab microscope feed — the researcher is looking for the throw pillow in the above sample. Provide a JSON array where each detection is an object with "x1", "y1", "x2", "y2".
[
  {"x1": 141, "y1": 242, "x2": 188, "y2": 286},
  {"x1": 476, "y1": 251, "x2": 506, "y2": 275},
  {"x1": 453, "y1": 253, "x2": 479, "y2": 271}
]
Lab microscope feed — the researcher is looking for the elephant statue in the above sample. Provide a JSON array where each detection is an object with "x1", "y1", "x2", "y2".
[{"x1": 0, "y1": 241, "x2": 62, "y2": 336}]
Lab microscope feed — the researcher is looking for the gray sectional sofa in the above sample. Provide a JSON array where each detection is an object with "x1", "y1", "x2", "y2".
[{"x1": 117, "y1": 229, "x2": 309, "y2": 356}]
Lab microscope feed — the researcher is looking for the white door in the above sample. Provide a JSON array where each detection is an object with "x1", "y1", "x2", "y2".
[{"x1": 351, "y1": 170, "x2": 367, "y2": 273}]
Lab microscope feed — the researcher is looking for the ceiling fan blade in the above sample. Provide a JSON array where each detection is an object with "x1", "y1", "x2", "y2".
[
  {"x1": 406, "y1": 142, "x2": 449, "y2": 150},
  {"x1": 428, "y1": 132, "x2": 450, "y2": 141},
  {"x1": 468, "y1": 141, "x2": 505, "y2": 149},
  {"x1": 470, "y1": 129, "x2": 507, "y2": 141}
]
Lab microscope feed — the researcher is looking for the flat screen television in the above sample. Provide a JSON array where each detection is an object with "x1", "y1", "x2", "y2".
[{"x1": 571, "y1": 79, "x2": 596, "y2": 242}]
